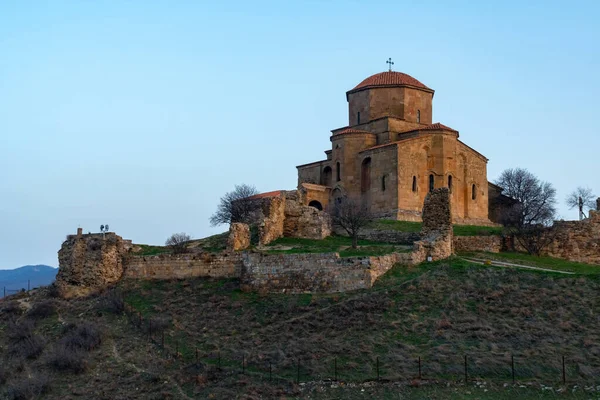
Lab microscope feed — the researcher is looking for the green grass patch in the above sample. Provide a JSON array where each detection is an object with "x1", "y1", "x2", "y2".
[
  {"x1": 461, "y1": 251, "x2": 600, "y2": 275},
  {"x1": 263, "y1": 235, "x2": 410, "y2": 257},
  {"x1": 453, "y1": 224, "x2": 503, "y2": 236},
  {"x1": 134, "y1": 244, "x2": 171, "y2": 256},
  {"x1": 372, "y1": 219, "x2": 422, "y2": 232}
]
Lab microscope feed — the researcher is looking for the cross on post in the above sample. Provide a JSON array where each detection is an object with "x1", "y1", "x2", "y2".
[{"x1": 386, "y1": 57, "x2": 394, "y2": 72}]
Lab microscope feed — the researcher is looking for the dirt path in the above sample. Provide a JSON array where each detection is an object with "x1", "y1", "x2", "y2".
[{"x1": 461, "y1": 257, "x2": 575, "y2": 275}]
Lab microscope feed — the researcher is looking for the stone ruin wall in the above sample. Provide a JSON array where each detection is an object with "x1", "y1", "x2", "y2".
[
  {"x1": 240, "y1": 252, "x2": 412, "y2": 293},
  {"x1": 228, "y1": 190, "x2": 331, "y2": 250},
  {"x1": 542, "y1": 210, "x2": 600, "y2": 265},
  {"x1": 453, "y1": 236, "x2": 502, "y2": 253},
  {"x1": 55, "y1": 229, "x2": 129, "y2": 298},
  {"x1": 412, "y1": 188, "x2": 453, "y2": 261},
  {"x1": 124, "y1": 252, "x2": 243, "y2": 280}
]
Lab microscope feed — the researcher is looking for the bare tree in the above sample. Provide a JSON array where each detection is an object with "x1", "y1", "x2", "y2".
[
  {"x1": 566, "y1": 187, "x2": 596, "y2": 220},
  {"x1": 209, "y1": 184, "x2": 259, "y2": 227},
  {"x1": 165, "y1": 232, "x2": 191, "y2": 254},
  {"x1": 495, "y1": 168, "x2": 557, "y2": 255},
  {"x1": 329, "y1": 196, "x2": 374, "y2": 249}
]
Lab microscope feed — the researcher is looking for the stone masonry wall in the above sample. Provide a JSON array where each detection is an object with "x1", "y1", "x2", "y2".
[
  {"x1": 124, "y1": 252, "x2": 243, "y2": 279},
  {"x1": 227, "y1": 223, "x2": 250, "y2": 250},
  {"x1": 240, "y1": 252, "x2": 411, "y2": 293},
  {"x1": 413, "y1": 188, "x2": 453, "y2": 261},
  {"x1": 283, "y1": 190, "x2": 331, "y2": 240},
  {"x1": 453, "y1": 236, "x2": 502, "y2": 253},
  {"x1": 542, "y1": 211, "x2": 600, "y2": 265}
]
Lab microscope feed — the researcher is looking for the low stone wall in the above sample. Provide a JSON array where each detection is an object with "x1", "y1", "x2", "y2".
[
  {"x1": 124, "y1": 252, "x2": 243, "y2": 279},
  {"x1": 453, "y1": 236, "x2": 502, "y2": 253},
  {"x1": 357, "y1": 228, "x2": 419, "y2": 245},
  {"x1": 240, "y1": 252, "x2": 410, "y2": 293}
]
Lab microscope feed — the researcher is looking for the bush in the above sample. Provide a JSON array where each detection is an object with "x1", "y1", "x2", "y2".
[
  {"x1": 0, "y1": 301, "x2": 23, "y2": 319},
  {"x1": 26, "y1": 300, "x2": 57, "y2": 319},
  {"x1": 61, "y1": 322, "x2": 103, "y2": 351},
  {"x1": 6, "y1": 374, "x2": 49, "y2": 400},
  {"x1": 47, "y1": 345, "x2": 88, "y2": 373},
  {"x1": 9, "y1": 335, "x2": 46, "y2": 360},
  {"x1": 143, "y1": 315, "x2": 171, "y2": 334},
  {"x1": 46, "y1": 283, "x2": 61, "y2": 298},
  {"x1": 98, "y1": 288, "x2": 125, "y2": 314}
]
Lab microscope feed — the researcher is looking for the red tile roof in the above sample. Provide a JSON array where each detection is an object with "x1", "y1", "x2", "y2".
[
  {"x1": 349, "y1": 71, "x2": 432, "y2": 93},
  {"x1": 418, "y1": 122, "x2": 458, "y2": 132},
  {"x1": 245, "y1": 190, "x2": 282, "y2": 200}
]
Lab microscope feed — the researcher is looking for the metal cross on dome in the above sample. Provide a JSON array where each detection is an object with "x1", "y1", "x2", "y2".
[{"x1": 386, "y1": 57, "x2": 394, "y2": 72}]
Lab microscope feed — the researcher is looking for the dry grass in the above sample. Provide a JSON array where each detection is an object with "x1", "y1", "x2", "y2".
[{"x1": 1, "y1": 258, "x2": 600, "y2": 399}]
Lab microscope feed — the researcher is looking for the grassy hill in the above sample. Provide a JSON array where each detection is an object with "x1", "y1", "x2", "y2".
[{"x1": 1, "y1": 257, "x2": 599, "y2": 399}]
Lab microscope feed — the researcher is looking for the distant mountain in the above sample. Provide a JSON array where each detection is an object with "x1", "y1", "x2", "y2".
[{"x1": 0, "y1": 265, "x2": 57, "y2": 293}]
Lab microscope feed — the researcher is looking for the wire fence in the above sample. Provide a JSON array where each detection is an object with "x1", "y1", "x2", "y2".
[
  {"x1": 1, "y1": 280, "x2": 39, "y2": 298},
  {"x1": 121, "y1": 303, "x2": 598, "y2": 387}
]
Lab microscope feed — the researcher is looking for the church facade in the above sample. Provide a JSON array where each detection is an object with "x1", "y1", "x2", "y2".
[{"x1": 296, "y1": 69, "x2": 498, "y2": 225}]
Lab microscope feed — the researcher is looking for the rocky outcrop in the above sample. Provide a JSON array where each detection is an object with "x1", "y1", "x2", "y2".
[
  {"x1": 55, "y1": 230, "x2": 127, "y2": 298},
  {"x1": 227, "y1": 223, "x2": 250, "y2": 250}
]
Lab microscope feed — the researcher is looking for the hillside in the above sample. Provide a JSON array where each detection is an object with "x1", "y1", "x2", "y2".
[
  {"x1": 0, "y1": 258, "x2": 599, "y2": 399},
  {"x1": 0, "y1": 265, "x2": 57, "y2": 293}
]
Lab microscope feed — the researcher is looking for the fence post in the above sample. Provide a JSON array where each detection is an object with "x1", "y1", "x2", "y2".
[
  {"x1": 464, "y1": 355, "x2": 468, "y2": 383},
  {"x1": 562, "y1": 355, "x2": 566, "y2": 385},
  {"x1": 242, "y1": 354, "x2": 245, "y2": 374},
  {"x1": 28, "y1": 280, "x2": 30, "y2": 292},
  {"x1": 218, "y1": 352, "x2": 221, "y2": 369},
  {"x1": 161, "y1": 331, "x2": 164, "y2": 348},
  {"x1": 334, "y1": 358, "x2": 337, "y2": 381},
  {"x1": 3, "y1": 286, "x2": 5, "y2": 298},
  {"x1": 511, "y1": 355, "x2": 515, "y2": 384},
  {"x1": 297, "y1": 360, "x2": 300, "y2": 384},
  {"x1": 138, "y1": 312, "x2": 142, "y2": 327},
  {"x1": 195, "y1": 348, "x2": 198, "y2": 365},
  {"x1": 269, "y1": 361, "x2": 272, "y2": 381},
  {"x1": 376, "y1": 357, "x2": 380, "y2": 381},
  {"x1": 148, "y1": 320, "x2": 152, "y2": 341},
  {"x1": 175, "y1": 340, "x2": 179, "y2": 358},
  {"x1": 418, "y1": 356, "x2": 422, "y2": 380}
]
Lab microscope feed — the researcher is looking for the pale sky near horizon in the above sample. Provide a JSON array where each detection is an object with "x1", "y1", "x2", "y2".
[{"x1": 1, "y1": 1, "x2": 599, "y2": 269}]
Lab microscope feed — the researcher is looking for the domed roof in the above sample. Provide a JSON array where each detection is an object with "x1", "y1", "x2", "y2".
[{"x1": 348, "y1": 71, "x2": 432, "y2": 94}]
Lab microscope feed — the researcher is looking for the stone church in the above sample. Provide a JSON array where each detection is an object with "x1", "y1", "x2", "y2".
[{"x1": 295, "y1": 67, "x2": 504, "y2": 225}]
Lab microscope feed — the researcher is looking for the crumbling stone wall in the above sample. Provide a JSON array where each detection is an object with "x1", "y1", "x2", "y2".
[
  {"x1": 412, "y1": 188, "x2": 453, "y2": 261},
  {"x1": 542, "y1": 211, "x2": 600, "y2": 265},
  {"x1": 453, "y1": 236, "x2": 502, "y2": 253},
  {"x1": 55, "y1": 231, "x2": 127, "y2": 298},
  {"x1": 241, "y1": 251, "x2": 410, "y2": 293},
  {"x1": 227, "y1": 223, "x2": 250, "y2": 250},
  {"x1": 124, "y1": 252, "x2": 243, "y2": 279},
  {"x1": 283, "y1": 190, "x2": 331, "y2": 240}
]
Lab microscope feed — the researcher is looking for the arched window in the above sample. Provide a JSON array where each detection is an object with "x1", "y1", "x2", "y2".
[
  {"x1": 381, "y1": 175, "x2": 386, "y2": 191},
  {"x1": 412, "y1": 176, "x2": 417, "y2": 192},
  {"x1": 336, "y1": 162, "x2": 341, "y2": 182},
  {"x1": 417, "y1": 110, "x2": 421, "y2": 123},
  {"x1": 361, "y1": 157, "x2": 371, "y2": 193},
  {"x1": 448, "y1": 175, "x2": 453, "y2": 192},
  {"x1": 308, "y1": 200, "x2": 323, "y2": 211},
  {"x1": 429, "y1": 174, "x2": 434, "y2": 192},
  {"x1": 472, "y1": 184, "x2": 477, "y2": 200},
  {"x1": 322, "y1": 166, "x2": 332, "y2": 187}
]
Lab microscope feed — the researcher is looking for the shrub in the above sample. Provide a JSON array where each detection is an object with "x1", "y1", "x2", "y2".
[
  {"x1": 144, "y1": 315, "x2": 171, "y2": 334},
  {"x1": 98, "y1": 288, "x2": 125, "y2": 314},
  {"x1": 6, "y1": 374, "x2": 49, "y2": 400},
  {"x1": 46, "y1": 283, "x2": 61, "y2": 298},
  {"x1": 26, "y1": 300, "x2": 57, "y2": 319},
  {"x1": 6, "y1": 320, "x2": 35, "y2": 342},
  {"x1": 61, "y1": 322, "x2": 103, "y2": 351},
  {"x1": 0, "y1": 301, "x2": 23, "y2": 319},
  {"x1": 9, "y1": 334, "x2": 46, "y2": 360},
  {"x1": 47, "y1": 345, "x2": 88, "y2": 373}
]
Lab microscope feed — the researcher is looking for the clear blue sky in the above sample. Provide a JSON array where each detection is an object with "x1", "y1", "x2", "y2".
[{"x1": 1, "y1": 1, "x2": 598, "y2": 268}]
